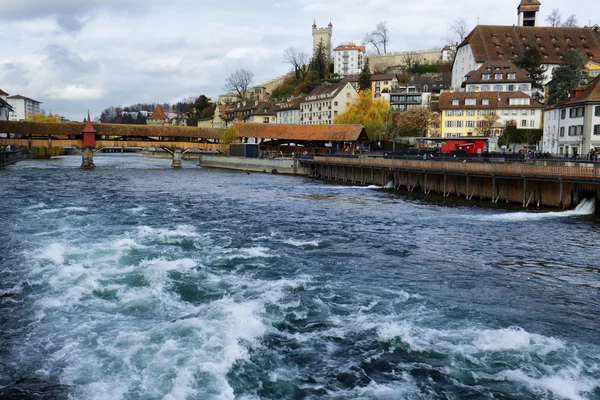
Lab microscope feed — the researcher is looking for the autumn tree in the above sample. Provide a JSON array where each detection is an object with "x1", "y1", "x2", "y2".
[
  {"x1": 358, "y1": 59, "x2": 372, "y2": 92},
  {"x1": 224, "y1": 69, "x2": 254, "y2": 99},
  {"x1": 334, "y1": 89, "x2": 392, "y2": 142},
  {"x1": 284, "y1": 48, "x2": 309, "y2": 79},
  {"x1": 363, "y1": 21, "x2": 390, "y2": 54},
  {"x1": 220, "y1": 125, "x2": 240, "y2": 153},
  {"x1": 475, "y1": 112, "x2": 500, "y2": 136},
  {"x1": 546, "y1": 49, "x2": 587, "y2": 106},
  {"x1": 393, "y1": 107, "x2": 437, "y2": 138},
  {"x1": 27, "y1": 113, "x2": 61, "y2": 123}
]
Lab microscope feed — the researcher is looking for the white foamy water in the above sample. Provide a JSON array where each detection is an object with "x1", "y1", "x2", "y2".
[
  {"x1": 282, "y1": 238, "x2": 321, "y2": 248},
  {"x1": 480, "y1": 199, "x2": 596, "y2": 222}
]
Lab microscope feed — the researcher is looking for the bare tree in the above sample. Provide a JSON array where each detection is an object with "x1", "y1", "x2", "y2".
[
  {"x1": 283, "y1": 47, "x2": 309, "y2": 79},
  {"x1": 562, "y1": 14, "x2": 578, "y2": 27},
  {"x1": 443, "y1": 18, "x2": 470, "y2": 62},
  {"x1": 363, "y1": 21, "x2": 390, "y2": 54},
  {"x1": 546, "y1": 9, "x2": 562, "y2": 27},
  {"x1": 402, "y1": 52, "x2": 424, "y2": 74},
  {"x1": 223, "y1": 69, "x2": 254, "y2": 99}
]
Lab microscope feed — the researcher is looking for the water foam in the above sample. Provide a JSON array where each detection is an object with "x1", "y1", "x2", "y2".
[
  {"x1": 480, "y1": 199, "x2": 596, "y2": 222},
  {"x1": 282, "y1": 238, "x2": 321, "y2": 248},
  {"x1": 39, "y1": 206, "x2": 89, "y2": 214}
]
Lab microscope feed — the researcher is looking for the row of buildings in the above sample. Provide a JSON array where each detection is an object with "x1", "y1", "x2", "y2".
[{"x1": 0, "y1": 89, "x2": 42, "y2": 121}]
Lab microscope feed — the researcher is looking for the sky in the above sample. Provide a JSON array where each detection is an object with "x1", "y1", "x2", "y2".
[{"x1": 1, "y1": 0, "x2": 599, "y2": 121}]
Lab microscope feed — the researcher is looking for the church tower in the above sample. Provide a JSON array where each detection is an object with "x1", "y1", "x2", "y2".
[
  {"x1": 518, "y1": 0, "x2": 541, "y2": 27},
  {"x1": 312, "y1": 20, "x2": 333, "y2": 60}
]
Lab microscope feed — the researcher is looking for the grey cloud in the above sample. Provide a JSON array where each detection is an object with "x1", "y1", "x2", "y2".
[
  {"x1": 56, "y1": 15, "x2": 84, "y2": 32},
  {"x1": 45, "y1": 45, "x2": 100, "y2": 79}
]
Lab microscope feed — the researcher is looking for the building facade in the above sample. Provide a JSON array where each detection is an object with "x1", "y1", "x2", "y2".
[
  {"x1": 276, "y1": 98, "x2": 301, "y2": 124},
  {"x1": 300, "y1": 82, "x2": 357, "y2": 125},
  {"x1": 542, "y1": 75, "x2": 600, "y2": 156},
  {"x1": 388, "y1": 86, "x2": 432, "y2": 112},
  {"x1": 343, "y1": 73, "x2": 398, "y2": 99},
  {"x1": 224, "y1": 100, "x2": 277, "y2": 126},
  {"x1": 462, "y1": 62, "x2": 534, "y2": 95},
  {"x1": 0, "y1": 89, "x2": 12, "y2": 121},
  {"x1": 438, "y1": 91, "x2": 543, "y2": 139},
  {"x1": 333, "y1": 43, "x2": 365, "y2": 76},
  {"x1": 7, "y1": 95, "x2": 41, "y2": 121}
]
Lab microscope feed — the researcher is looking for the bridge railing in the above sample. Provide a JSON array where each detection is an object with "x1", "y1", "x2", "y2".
[{"x1": 309, "y1": 156, "x2": 600, "y2": 180}]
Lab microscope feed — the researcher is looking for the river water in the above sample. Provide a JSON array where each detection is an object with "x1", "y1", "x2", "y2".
[{"x1": 1, "y1": 154, "x2": 599, "y2": 400}]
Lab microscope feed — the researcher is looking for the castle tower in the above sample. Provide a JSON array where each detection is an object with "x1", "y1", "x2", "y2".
[
  {"x1": 312, "y1": 20, "x2": 333, "y2": 59},
  {"x1": 518, "y1": 0, "x2": 541, "y2": 27}
]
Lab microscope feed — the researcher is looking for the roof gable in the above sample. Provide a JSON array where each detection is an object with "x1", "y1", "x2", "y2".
[
  {"x1": 563, "y1": 74, "x2": 600, "y2": 104},
  {"x1": 148, "y1": 104, "x2": 168, "y2": 120},
  {"x1": 463, "y1": 61, "x2": 533, "y2": 85}
]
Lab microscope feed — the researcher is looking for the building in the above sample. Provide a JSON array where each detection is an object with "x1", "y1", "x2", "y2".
[
  {"x1": 343, "y1": 73, "x2": 398, "y2": 98},
  {"x1": 409, "y1": 73, "x2": 452, "y2": 95},
  {"x1": 388, "y1": 86, "x2": 432, "y2": 112},
  {"x1": 438, "y1": 91, "x2": 543, "y2": 140},
  {"x1": 218, "y1": 93, "x2": 239, "y2": 105},
  {"x1": 312, "y1": 21, "x2": 333, "y2": 59},
  {"x1": 224, "y1": 100, "x2": 277, "y2": 126},
  {"x1": 7, "y1": 95, "x2": 42, "y2": 121},
  {"x1": 277, "y1": 98, "x2": 301, "y2": 124},
  {"x1": 0, "y1": 89, "x2": 13, "y2": 121},
  {"x1": 462, "y1": 62, "x2": 535, "y2": 95},
  {"x1": 542, "y1": 75, "x2": 600, "y2": 156},
  {"x1": 333, "y1": 43, "x2": 365, "y2": 76},
  {"x1": 585, "y1": 60, "x2": 600, "y2": 79},
  {"x1": 146, "y1": 104, "x2": 187, "y2": 126},
  {"x1": 300, "y1": 82, "x2": 357, "y2": 125},
  {"x1": 451, "y1": 2, "x2": 600, "y2": 89}
]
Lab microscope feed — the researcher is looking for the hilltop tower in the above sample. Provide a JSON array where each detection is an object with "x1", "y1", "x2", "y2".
[
  {"x1": 518, "y1": 0, "x2": 541, "y2": 27},
  {"x1": 312, "y1": 20, "x2": 333, "y2": 60}
]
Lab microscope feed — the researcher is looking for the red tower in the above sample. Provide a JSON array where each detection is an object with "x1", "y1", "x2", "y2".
[{"x1": 82, "y1": 110, "x2": 96, "y2": 148}]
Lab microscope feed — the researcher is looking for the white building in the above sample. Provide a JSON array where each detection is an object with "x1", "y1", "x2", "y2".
[
  {"x1": 277, "y1": 98, "x2": 301, "y2": 124},
  {"x1": 0, "y1": 89, "x2": 12, "y2": 121},
  {"x1": 300, "y1": 82, "x2": 357, "y2": 125},
  {"x1": 451, "y1": 2, "x2": 600, "y2": 89},
  {"x1": 333, "y1": 43, "x2": 365, "y2": 76},
  {"x1": 542, "y1": 75, "x2": 600, "y2": 156},
  {"x1": 462, "y1": 62, "x2": 534, "y2": 96},
  {"x1": 7, "y1": 95, "x2": 42, "y2": 121}
]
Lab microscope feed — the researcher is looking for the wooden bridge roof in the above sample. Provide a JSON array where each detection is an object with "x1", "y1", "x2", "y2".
[{"x1": 235, "y1": 123, "x2": 368, "y2": 142}]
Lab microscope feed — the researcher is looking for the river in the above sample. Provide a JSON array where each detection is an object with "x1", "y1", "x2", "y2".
[{"x1": 1, "y1": 154, "x2": 599, "y2": 400}]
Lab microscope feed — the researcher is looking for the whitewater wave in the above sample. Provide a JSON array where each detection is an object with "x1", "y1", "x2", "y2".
[
  {"x1": 39, "y1": 206, "x2": 89, "y2": 214},
  {"x1": 480, "y1": 199, "x2": 596, "y2": 222},
  {"x1": 283, "y1": 238, "x2": 321, "y2": 248}
]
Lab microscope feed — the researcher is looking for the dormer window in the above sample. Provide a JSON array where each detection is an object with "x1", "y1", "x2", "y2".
[
  {"x1": 465, "y1": 98, "x2": 476, "y2": 105},
  {"x1": 452, "y1": 100, "x2": 459, "y2": 106},
  {"x1": 482, "y1": 99, "x2": 490, "y2": 106},
  {"x1": 494, "y1": 73, "x2": 503, "y2": 80},
  {"x1": 482, "y1": 73, "x2": 490, "y2": 80},
  {"x1": 507, "y1": 73, "x2": 516, "y2": 80}
]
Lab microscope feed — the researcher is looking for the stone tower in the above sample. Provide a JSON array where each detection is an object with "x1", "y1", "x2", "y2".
[
  {"x1": 312, "y1": 20, "x2": 333, "y2": 60},
  {"x1": 518, "y1": 0, "x2": 541, "y2": 27}
]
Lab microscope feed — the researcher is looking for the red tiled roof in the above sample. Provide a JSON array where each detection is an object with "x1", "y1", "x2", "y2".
[
  {"x1": 463, "y1": 61, "x2": 533, "y2": 85},
  {"x1": 563, "y1": 74, "x2": 600, "y2": 105},
  {"x1": 148, "y1": 104, "x2": 168, "y2": 120},
  {"x1": 235, "y1": 123, "x2": 368, "y2": 142},
  {"x1": 459, "y1": 25, "x2": 600, "y2": 64},
  {"x1": 334, "y1": 43, "x2": 365, "y2": 52}
]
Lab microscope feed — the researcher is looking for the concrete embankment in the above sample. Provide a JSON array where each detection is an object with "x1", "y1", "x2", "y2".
[
  {"x1": 143, "y1": 149, "x2": 206, "y2": 161},
  {"x1": 198, "y1": 155, "x2": 310, "y2": 175},
  {"x1": 0, "y1": 150, "x2": 29, "y2": 167}
]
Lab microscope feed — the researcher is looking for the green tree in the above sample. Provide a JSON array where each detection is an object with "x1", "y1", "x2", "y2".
[
  {"x1": 309, "y1": 39, "x2": 329, "y2": 81},
  {"x1": 546, "y1": 50, "x2": 587, "y2": 106},
  {"x1": 514, "y1": 47, "x2": 547, "y2": 99},
  {"x1": 220, "y1": 125, "x2": 240, "y2": 153},
  {"x1": 334, "y1": 89, "x2": 391, "y2": 142},
  {"x1": 358, "y1": 58, "x2": 372, "y2": 92}
]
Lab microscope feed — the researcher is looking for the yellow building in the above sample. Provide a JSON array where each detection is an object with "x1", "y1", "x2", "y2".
[
  {"x1": 585, "y1": 60, "x2": 600, "y2": 79},
  {"x1": 437, "y1": 91, "x2": 543, "y2": 139}
]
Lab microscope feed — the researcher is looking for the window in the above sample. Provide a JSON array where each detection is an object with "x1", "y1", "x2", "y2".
[
  {"x1": 482, "y1": 99, "x2": 490, "y2": 106},
  {"x1": 446, "y1": 110, "x2": 454, "y2": 117},
  {"x1": 530, "y1": 110, "x2": 536, "y2": 116},
  {"x1": 519, "y1": 84, "x2": 529, "y2": 91},
  {"x1": 334, "y1": 101, "x2": 338, "y2": 106},
  {"x1": 596, "y1": 106, "x2": 600, "y2": 116},
  {"x1": 482, "y1": 73, "x2": 490, "y2": 80},
  {"x1": 561, "y1": 109, "x2": 566, "y2": 119},
  {"x1": 467, "y1": 120, "x2": 475, "y2": 128},
  {"x1": 529, "y1": 120, "x2": 535, "y2": 127},
  {"x1": 465, "y1": 98, "x2": 476, "y2": 105},
  {"x1": 507, "y1": 85, "x2": 515, "y2": 91},
  {"x1": 560, "y1": 127, "x2": 565, "y2": 137},
  {"x1": 482, "y1": 85, "x2": 490, "y2": 91},
  {"x1": 478, "y1": 110, "x2": 486, "y2": 116},
  {"x1": 263, "y1": 117, "x2": 269, "y2": 123},
  {"x1": 495, "y1": 73, "x2": 503, "y2": 80},
  {"x1": 456, "y1": 110, "x2": 463, "y2": 116},
  {"x1": 521, "y1": 110, "x2": 528, "y2": 116},
  {"x1": 468, "y1": 86, "x2": 476, "y2": 92},
  {"x1": 456, "y1": 121, "x2": 464, "y2": 128},
  {"x1": 578, "y1": 107, "x2": 585, "y2": 117},
  {"x1": 507, "y1": 73, "x2": 516, "y2": 80},
  {"x1": 502, "y1": 109, "x2": 509, "y2": 116},
  {"x1": 467, "y1": 110, "x2": 474, "y2": 116},
  {"x1": 521, "y1": 119, "x2": 527, "y2": 127},
  {"x1": 594, "y1": 125, "x2": 600, "y2": 135},
  {"x1": 493, "y1": 85, "x2": 502, "y2": 91},
  {"x1": 452, "y1": 100, "x2": 459, "y2": 106},
  {"x1": 445, "y1": 121, "x2": 453, "y2": 128}
]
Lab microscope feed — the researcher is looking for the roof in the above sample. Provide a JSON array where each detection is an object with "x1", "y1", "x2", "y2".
[
  {"x1": 518, "y1": 0, "x2": 541, "y2": 10},
  {"x1": 235, "y1": 123, "x2": 368, "y2": 142},
  {"x1": 459, "y1": 26, "x2": 600, "y2": 64},
  {"x1": 463, "y1": 61, "x2": 533, "y2": 86},
  {"x1": 7, "y1": 94, "x2": 41, "y2": 103},
  {"x1": 303, "y1": 82, "x2": 349, "y2": 101},
  {"x1": 343, "y1": 73, "x2": 398, "y2": 83},
  {"x1": 0, "y1": 98, "x2": 13, "y2": 110},
  {"x1": 562, "y1": 74, "x2": 600, "y2": 105},
  {"x1": 148, "y1": 104, "x2": 168, "y2": 120},
  {"x1": 334, "y1": 43, "x2": 365, "y2": 52},
  {"x1": 82, "y1": 110, "x2": 96, "y2": 134},
  {"x1": 276, "y1": 98, "x2": 301, "y2": 111},
  {"x1": 438, "y1": 91, "x2": 543, "y2": 109},
  {"x1": 0, "y1": 89, "x2": 8, "y2": 96}
]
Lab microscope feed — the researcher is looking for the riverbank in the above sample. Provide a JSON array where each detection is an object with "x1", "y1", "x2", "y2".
[
  {"x1": 0, "y1": 149, "x2": 29, "y2": 167},
  {"x1": 198, "y1": 154, "x2": 310, "y2": 175}
]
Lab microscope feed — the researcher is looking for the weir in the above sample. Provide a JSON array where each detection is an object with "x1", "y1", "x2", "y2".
[{"x1": 300, "y1": 156, "x2": 600, "y2": 212}]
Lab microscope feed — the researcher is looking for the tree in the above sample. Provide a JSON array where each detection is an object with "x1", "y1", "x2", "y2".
[
  {"x1": 27, "y1": 113, "x2": 61, "y2": 123},
  {"x1": 562, "y1": 14, "x2": 578, "y2": 27},
  {"x1": 363, "y1": 21, "x2": 390, "y2": 54},
  {"x1": 393, "y1": 107, "x2": 437, "y2": 137},
  {"x1": 546, "y1": 49, "x2": 587, "y2": 106},
  {"x1": 358, "y1": 59, "x2": 372, "y2": 92},
  {"x1": 546, "y1": 9, "x2": 562, "y2": 27},
  {"x1": 475, "y1": 112, "x2": 500, "y2": 136},
  {"x1": 334, "y1": 89, "x2": 392, "y2": 142},
  {"x1": 402, "y1": 52, "x2": 424, "y2": 75},
  {"x1": 284, "y1": 48, "x2": 309, "y2": 79},
  {"x1": 514, "y1": 47, "x2": 547, "y2": 99},
  {"x1": 224, "y1": 69, "x2": 254, "y2": 99},
  {"x1": 308, "y1": 39, "x2": 329, "y2": 81},
  {"x1": 444, "y1": 18, "x2": 470, "y2": 62},
  {"x1": 220, "y1": 125, "x2": 240, "y2": 153}
]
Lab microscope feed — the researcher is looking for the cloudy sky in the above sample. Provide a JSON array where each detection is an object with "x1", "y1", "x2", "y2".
[{"x1": 1, "y1": 0, "x2": 598, "y2": 121}]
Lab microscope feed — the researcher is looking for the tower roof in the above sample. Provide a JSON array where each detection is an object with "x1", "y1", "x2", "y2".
[
  {"x1": 518, "y1": 0, "x2": 541, "y2": 10},
  {"x1": 148, "y1": 104, "x2": 168, "y2": 120},
  {"x1": 82, "y1": 110, "x2": 97, "y2": 134}
]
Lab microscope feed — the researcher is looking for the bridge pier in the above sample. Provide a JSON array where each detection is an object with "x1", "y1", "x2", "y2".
[
  {"x1": 172, "y1": 148, "x2": 182, "y2": 168},
  {"x1": 81, "y1": 147, "x2": 95, "y2": 168}
]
